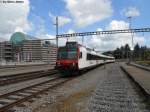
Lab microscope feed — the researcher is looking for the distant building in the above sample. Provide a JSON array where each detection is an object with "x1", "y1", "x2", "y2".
[
  {"x1": 0, "y1": 32, "x2": 57, "y2": 64},
  {"x1": 21, "y1": 39, "x2": 42, "y2": 62},
  {"x1": 41, "y1": 42, "x2": 57, "y2": 64},
  {"x1": 20, "y1": 39, "x2": 57, "y2": 63},
  {"x1": 0, "y1": 41, "x2": 13, "y2": 62}
]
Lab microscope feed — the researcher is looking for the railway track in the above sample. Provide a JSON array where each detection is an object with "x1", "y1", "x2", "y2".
[
  {"x1": 0, "y1": 69, "x2": 58, "y2": 86},
  {"x1": 0, "y1": 64, "x2": 50, "y2": 69},
  {"x1": 0, "y1": 76, "x2": 71, "y2": 112}
]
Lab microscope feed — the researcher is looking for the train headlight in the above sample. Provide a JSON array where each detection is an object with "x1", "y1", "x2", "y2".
[{"x1": 72, "y1": 62, "x2": 75, "y2": 66}]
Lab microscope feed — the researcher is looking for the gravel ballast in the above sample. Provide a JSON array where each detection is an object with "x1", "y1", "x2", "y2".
[
  {"x1": 23, "y1": 65, "x2": 107, "y2": 112},
  {"x1": 0, "y1": 76, "x2": 56, "y2": 95},
  {"x1": 89, "y1": 63, "x2": 149, "y2": 112}
]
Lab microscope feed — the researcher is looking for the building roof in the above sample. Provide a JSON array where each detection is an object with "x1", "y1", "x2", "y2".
[
  {"x1": 10, "y1": 32, "x2": 27, "y2": 45},
  {"x1": 10, "y1": 32, "x2": 36, "y2": 45}
]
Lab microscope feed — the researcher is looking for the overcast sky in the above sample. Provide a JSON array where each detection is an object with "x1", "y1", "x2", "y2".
[{"x1": 0, "y1": 0, "x2": 150, "y2": 51}]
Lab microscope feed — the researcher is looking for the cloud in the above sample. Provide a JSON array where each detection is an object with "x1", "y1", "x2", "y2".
[
  {"x1": 58, "y1": 29, "x2": 76, "y2": 46},
  {"x1": 106, "y1": 20, "x2": 129, "y2": 30},
  {"x1": 32, "y1": 16, "x2": 57, "y2": 45},
  {"x1": 0, "y1": 0, "x2": 31, "y2": 41},
  {"x1": 66, "y1": 29, "x2": 77, "y2": 42},
  {"x1": 36, "y1": 33, "x2": 57, "y2": 45},
  {"x1": 33, "y1": 16, "x2": 46, "y2": 37},
  {"x1": 123, "y1": 7, "x2": 140, "y2": 17},
  {"x1": 87, "y1": 20, "x2": 145, "y2": 51},
  {"x1": 37, "y1": 34, "x2": 55, "y2": 40},
  {"x1": 64, "y1": 0, "x2": 113, "y2": 27},
  {"x1": 49, "y1": 12, "x2": 71, "y2": 27},
  {"x1": 96, "y1": 28, "x2": 103, "y2": 31},
  {"x1": 32, "y1": 15, "x2": 66, "y2": 46},
  {"x1": 67, "y1": 29, "x2": 75, "y2": 34},
  {"x1": 58, "y1": 16, "x2": 71, "y2": 27}
]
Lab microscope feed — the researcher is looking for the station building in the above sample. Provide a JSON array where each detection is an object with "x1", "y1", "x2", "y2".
[{"x1": 0, "y1": 41, "x2": 13, "y2": 62}]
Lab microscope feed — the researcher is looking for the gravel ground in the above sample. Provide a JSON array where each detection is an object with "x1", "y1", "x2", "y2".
[
  {"x1": 14, "y1": 65, "x2": 107, "y2": 112},
  {"x1": 89, "y1": 63, "x2": 149, "y2": 112}
]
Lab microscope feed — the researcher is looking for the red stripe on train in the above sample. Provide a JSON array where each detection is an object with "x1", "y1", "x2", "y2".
[{"x1": 57, "y1": 60, "x2": 78, "y2": 66}]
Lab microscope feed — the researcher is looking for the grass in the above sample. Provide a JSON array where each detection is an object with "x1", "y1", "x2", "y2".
[
  {"x1": 135, "y1": 60, "x2": 150, "y2": 66},
  {"x1": 46, "y1": 88, "x2": 94, "y2": 112}
]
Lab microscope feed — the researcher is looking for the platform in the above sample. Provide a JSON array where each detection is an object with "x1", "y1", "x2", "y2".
[
  {"x1": 130, "y1": 63, "x2": 150, "y2": 71},
  {"x1": 121, "y1": 63, "x2": 150, "y2": 99},
  {"x1": 0, "y1": 64, "x2": 54, "y2": 77}
]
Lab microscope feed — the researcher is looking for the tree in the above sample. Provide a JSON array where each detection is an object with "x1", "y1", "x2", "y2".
[
  {"x1": 124, "y1": 44, "x2": 130, "y2": 58},
  {"x1": 112, "y1": 43, "x2": 149, "y2": 61},
  {"x1": 120, "y1": 46, "x2": 125, "y2": 59},
  {"x1": 140, "y1": 46, "x2": 147, "y2": 60},
  {"x1": 114, "y1": 47, "x2": 121, "y2": 59},
  {"x1": 134, "y1": 43, "x2": 140, "y2": 59}
]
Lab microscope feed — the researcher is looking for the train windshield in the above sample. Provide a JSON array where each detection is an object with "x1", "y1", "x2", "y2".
[
  {"x1": 58, "y1": 47, "x2": 77, "y2": 60},
  {"x1": 58, "y1": 51, "x2": 77, "y2": 59}
]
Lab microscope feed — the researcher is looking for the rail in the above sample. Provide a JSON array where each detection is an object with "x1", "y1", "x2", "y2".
[
  {"x1": 0, "y1": 76, "x2": 71, "y2": 112},
  {"x1": 0, "y1": 69, "x2": 58, "y2": 86}
]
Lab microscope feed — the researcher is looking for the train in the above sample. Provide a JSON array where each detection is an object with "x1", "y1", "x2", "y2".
[{"x1": 55, "y1": 41, "x2": 115, "y2": 76}]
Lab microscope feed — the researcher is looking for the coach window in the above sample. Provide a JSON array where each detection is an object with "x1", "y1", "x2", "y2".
[
  {"x1": 80, "y1": 52, "x2": 82, "y2": 58},
  {"x1": 87, "y1": 53, "x2": 90, "y2": 60}
]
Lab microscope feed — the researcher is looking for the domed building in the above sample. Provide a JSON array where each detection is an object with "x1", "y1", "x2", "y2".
[
  {"x1": 1, "y1": 32, "x2": 57, "y2": 64},
  {"x1": 9, "y1": 32, "x2": 57, "y2": 63},
  {"x1": 10, "y1": 32, "x2": 27, "y2": 45},
  {"x1": 10, "y1": 32, "x2": 35, "y2": 45},
  {"x1": 9, "y1": 32, "x2": 42, "y2": 62}
]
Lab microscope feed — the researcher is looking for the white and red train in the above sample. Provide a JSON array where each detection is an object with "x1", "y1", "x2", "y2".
[{"x1": 56, "y1": 41, "x2": 115, "y2": 76}]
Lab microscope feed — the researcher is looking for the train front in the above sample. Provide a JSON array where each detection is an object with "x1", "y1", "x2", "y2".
[{"x1": 56, "y1": 42, "x2": 79, "y2": 76}]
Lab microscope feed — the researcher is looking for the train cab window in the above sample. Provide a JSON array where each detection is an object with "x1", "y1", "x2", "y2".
[
  {"x1": 79, "y1": 52, "x2": 82, "y2": 58},
  {"x1": 66, "y1": 42, "x2": 77, "y2": 48}
]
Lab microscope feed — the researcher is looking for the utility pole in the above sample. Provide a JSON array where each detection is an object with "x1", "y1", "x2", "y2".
[
  {"x1": 127, "y1": 16, "x2": 134, "y2": 63},
  {"x1": 82, "y1": 36, "x2": 84, "y2": 45},
  {"x1": 54, "y1": 17, "x2": 59, "y2": 48},
  {"x1": 128, "y1": 16, "x2": 134, "y2": 50},
  {"x1": 0, "y1": 43, "x2": 2, "y2": 63}
]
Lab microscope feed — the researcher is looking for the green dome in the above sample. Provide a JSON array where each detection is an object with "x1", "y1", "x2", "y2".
[{"x1": 10, "y1": 32, "x2": 27, "y2": 45}]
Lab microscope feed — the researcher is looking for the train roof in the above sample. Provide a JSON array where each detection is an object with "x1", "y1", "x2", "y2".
[
  {"x1": 85, "y1": 48, "x2": 115, "y2": 59},
  {"x1": 99, "y1": 54, "x2": 115, "y2": 59},
  {"x1": 63, "y1": 41, "x2": 115, "y2": 59}
]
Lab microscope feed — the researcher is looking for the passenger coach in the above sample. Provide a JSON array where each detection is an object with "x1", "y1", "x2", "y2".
[{"x1": 56, "y1": 41, "x2": 115, "y2": 76}]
